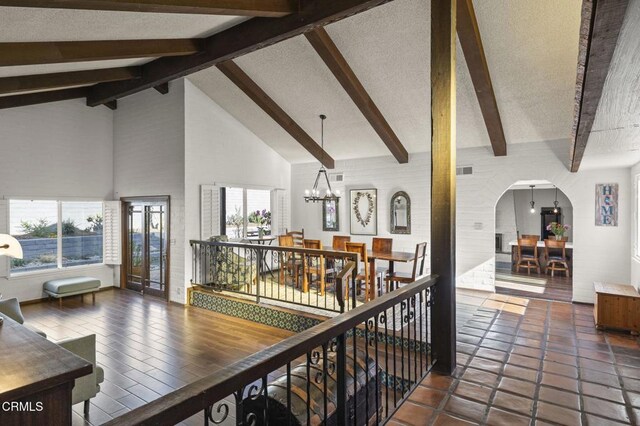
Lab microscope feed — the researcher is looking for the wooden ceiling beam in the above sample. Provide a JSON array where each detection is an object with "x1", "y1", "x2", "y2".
[
  {"x1": 570, "y1": 0, "x2": 628, "y2": 172},
  {"x1": 305, "y1": 27, "x2": 409, "y2": 164},
  {"x1": 0, "y1": 0, "x2": 297, "y2": 17},
  {"x1": 87, "y1": 0, "x2": 395, "y2": 106},
  {"x1": 0, "y1": 67, "x2": 141, "y2": 96},
  {"x1": 456, "y1": 0, "x2": 506, "y2": 156},
  {"x1": 0, "y1": 87, "x2": 87, "y2": 109},
  {"x1": 217, "y1": 60, "x2": 335, "y2": 169},
  {"x1": 154, "y1": 82, "x2": 169, "y2": 94},
  {"x1": 0, "y1": 39, "x2": 201, "y2": 67}
]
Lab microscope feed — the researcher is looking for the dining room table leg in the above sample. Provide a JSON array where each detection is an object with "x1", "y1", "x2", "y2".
[
  {"x1": 302, "y1": 254, "x2": 309, "y2": 293},
  {"x1": 368, "y1": 258, "x2": 376, "y2": 301},
  {"x1": 388, "y1": 261, "x2": 395, "y2": 292}
]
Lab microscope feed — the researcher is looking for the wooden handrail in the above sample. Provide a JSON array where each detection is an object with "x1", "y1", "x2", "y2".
[{"x1": 104, "y1": 274, "x2": 438, "y2": 426}]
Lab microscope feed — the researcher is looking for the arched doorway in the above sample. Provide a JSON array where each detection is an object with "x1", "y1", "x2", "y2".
[{"x1": 494, "y1": 180, "x2": 573, "y2": 302}]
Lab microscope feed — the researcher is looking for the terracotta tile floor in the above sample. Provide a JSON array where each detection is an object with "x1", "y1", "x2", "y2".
[{"x1": 391, "y1": 292, "x2": 640, "y2": 425}]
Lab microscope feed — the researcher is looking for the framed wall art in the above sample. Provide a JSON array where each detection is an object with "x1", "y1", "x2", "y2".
[
  {"x1": 350, "y1": 189, "x2": 377, "y2": 235},
  {"x1": 595, "y1": 183, "x2": 618, "y2": 226}
]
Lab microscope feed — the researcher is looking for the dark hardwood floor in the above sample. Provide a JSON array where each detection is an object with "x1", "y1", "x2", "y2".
[
  {"x1": 495, "y1": 267, "x2": 573, "y2": 302},
  {"x1": 21, "y1": 289, "x2": 294, "y2": 425}
]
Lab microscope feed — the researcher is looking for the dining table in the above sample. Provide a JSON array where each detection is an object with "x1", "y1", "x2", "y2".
[
  {"x1": 365, "y1": 249, "x2": 415, "y2": 300},
  {"x1": 306, "y1": 246, "x2": 414, "y2": 301}
]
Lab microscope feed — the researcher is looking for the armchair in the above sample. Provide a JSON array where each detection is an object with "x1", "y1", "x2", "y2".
[
  {"x1": 0, "y1": 297, "x2": 47, "y2": 338},
  {"x1": 58, "y1": 334, "x2": 105, "y2": 416}
]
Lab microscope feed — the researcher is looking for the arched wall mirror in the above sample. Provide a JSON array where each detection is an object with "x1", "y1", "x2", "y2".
[{"x1": 390, "y1": 191, "x2": 411, "y2": 234}]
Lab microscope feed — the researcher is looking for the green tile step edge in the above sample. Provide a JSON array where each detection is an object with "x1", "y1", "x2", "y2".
[{"x1": 190, "y1": 289, "x2": 322, "y2": 333}]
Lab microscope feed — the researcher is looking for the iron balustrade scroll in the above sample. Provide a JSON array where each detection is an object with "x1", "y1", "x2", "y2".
[
  {"x1": 104, "y1": 274, "x2": 438, "y2": 426},
  {"x1": 190, "y1": 239, "x2": 361, "y2": 313}
]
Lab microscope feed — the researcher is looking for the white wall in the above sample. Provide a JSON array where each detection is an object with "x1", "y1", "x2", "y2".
[
  {"x1": 630, "y1": 162, "x2": 640, "y2": 291},
  {"x1": 495, "y1": 188, "x2": 573, "y2": 250},
  {"x1": 0, "y1": 99, "x2": 115, "y2": 301},
  {"x1": 291, "y1": 140, "x2": 631, "y2": 303},
  {"x1": 113, "y1": 81, "x2": 186, "y2": 303},
  {"x1": 183, "y1": 80, "x2": 291, "y2": 296},
  {"x1": 457, "y1": 140, "x2": 630, "y2": 303},
  {"x1": 291, "y1": 153, "x2": 430, "y2": 274}
]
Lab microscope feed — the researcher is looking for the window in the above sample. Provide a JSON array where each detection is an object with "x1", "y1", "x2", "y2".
[
  {"x1": 9, "y1": 199, "x2": 104, "y2": 273},
  {"x1": 61, "y1": 202, "x2": 104, "y2": 268},
  {"x1": 221, "y1": 187, "x2": 271, "y2": 240},
  {"x1": 10, "y1": 200, "x2": 58, "y2": 272}
]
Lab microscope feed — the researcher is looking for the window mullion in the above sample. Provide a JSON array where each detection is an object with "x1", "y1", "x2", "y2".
[
  {"x1": 57, "y1": 201, "x2": 63, "y2": 269},
  {"x1": 243, "y1": 189, "x2": 248, "y2": 238}
]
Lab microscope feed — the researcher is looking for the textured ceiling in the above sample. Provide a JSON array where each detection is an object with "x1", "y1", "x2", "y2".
[
  {"x1": 580, "y1": 0, "x2": 640, "y2": 170},
  {"x1": 0, "y1": 7, "x2": 244, "y2": 41},
  {"x1": 0, "y1": 6, "x2": 243, "y2": 81},
  {"x1": 189, "y1": 0, "x2": 583, "y2": 163}
]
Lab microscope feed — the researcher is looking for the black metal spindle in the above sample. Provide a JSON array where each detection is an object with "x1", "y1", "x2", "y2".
[
  {"x1": 392, "y1": 303, "x2": 397, "y2": 407},
  {"x1": 401, "y1": 300, "x2": 406, "y2": 398},
  {"x1": 262, "y1": 376, "x2": 269, "y2": 426},
  {"x1": 322, "y1": 343, "x2": 328, "y2": 425},
  {"x1": 374, "y1": 313, "x2": 380, "y2": 425},
  {"x1": 286, "y1": 362, "x2": 292, "y2": 426},
  {"x1": 336, "y1": 333, "x2": 347, "y2": 426},
  {"x1": 352, "y1": 326, "x2": 358, "y2": 426},
  {"x1": 306, "y1": 352, "x2": 311, "y2": 426}
]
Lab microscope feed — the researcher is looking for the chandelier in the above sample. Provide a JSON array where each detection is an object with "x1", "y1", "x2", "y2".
[{"x1": 304, "y1": 114, "x2": 340, "y2": 203}]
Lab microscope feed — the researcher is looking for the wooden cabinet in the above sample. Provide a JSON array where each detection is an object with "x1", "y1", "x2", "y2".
[{"x1": 594, "y1": 282, "x2": 640, "y2": 335}]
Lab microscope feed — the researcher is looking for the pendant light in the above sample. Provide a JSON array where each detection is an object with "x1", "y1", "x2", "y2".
[
  {"x1": 529, "y1": 185, "x2": 536, "y2": 214},
  {"x1": 304, "y1": 115, "x2": 340, "y2": 203},
  {"x1": 553, "y1": 186, "x2": 559, "y2": 213}
]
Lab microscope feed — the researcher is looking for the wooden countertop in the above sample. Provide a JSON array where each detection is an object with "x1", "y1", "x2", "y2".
[
  {"x1": 594, "y1": 282, "x2": 639, "y2": 297},
  {"x1": 0, "y1": 313, "x2": 92, "y2": 402},
  {"x1": 509, "y1": 240, "x2": 574, "y2": 249}
]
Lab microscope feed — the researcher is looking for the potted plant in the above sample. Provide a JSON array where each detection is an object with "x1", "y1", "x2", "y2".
[{"x1": 547, "y1": 222, "x2": 570, "y2": 241}]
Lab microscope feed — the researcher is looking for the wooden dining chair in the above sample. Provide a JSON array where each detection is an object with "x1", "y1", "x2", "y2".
[
  {"x1": 385, "y1": 242, "x2": 427, "y2": 291},
  {"x1": 286, "y1": 229, "x2": 305, "y2": 247},
  {"x1": 303, "y1": 239, "x2": 326, "y2": 296},
  {"x1": 544, "y1": 239, "x2": 570, "y2": 277},
  {"x1": 521, "y1": 234, "x2": 540, "y2": 241},
  {"x1": 278, "y1": 235, "x2": 301, "y2": 287},
  {"x1": 332, "y1": 235, "x2": 351, "y2": 251},
  {"x1": 372, "y1": 237, "x2": 393, "y2": 295},
  {"x1": 345, "y1": 242, "x2": 372, "y2": 301},
  {"x1": 516, "y1": 238, "x2": 541, "y2": 275}
]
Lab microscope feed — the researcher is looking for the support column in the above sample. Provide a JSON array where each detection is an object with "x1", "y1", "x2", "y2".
[{"x1": 430, "y1": 0, "x2": 457, "y2": 375}]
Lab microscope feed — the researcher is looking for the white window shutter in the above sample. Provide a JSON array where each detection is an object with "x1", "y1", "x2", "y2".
[
  {"x1": 0, "y1": 199, "x2": 8, "y2": 277},
  {"x1": 103, "y1": 201, "x2": 122, "y2": 265},
  {"x1": 271, "y1": 189, "x2": 289, "y2": 236},
  {"x1": 201, "y1": 185, "x2": 220, "y2": 240}
]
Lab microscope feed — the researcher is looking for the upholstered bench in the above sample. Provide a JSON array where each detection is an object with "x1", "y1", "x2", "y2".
[{"x1": 43, "y1": 277, "x2": 101, "y2": 307}]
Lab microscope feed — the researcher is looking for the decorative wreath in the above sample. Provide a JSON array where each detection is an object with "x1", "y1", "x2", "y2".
[{"x1": 353, "y1": 191, "x2": 374, "y2": 227}]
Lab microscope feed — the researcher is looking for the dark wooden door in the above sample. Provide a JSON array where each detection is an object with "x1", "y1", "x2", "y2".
[{"x1": 122, "y1": 197, "x2": 169, "y2": 300}]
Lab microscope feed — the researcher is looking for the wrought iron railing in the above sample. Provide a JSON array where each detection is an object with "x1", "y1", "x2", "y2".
[
  {"x1": 105, "y1": 274, "x2": 438, "y2": 426},
  {"x1": 190, "y1": 240, "x2": 361, "y2": 313}
]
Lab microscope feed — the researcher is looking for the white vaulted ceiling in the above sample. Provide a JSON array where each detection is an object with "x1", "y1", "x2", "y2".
[
  {"x1": 0, "y1": 6, "x2": 245, "y2": 78},
  {"x1": 580, "y1": 0, "x2": 640, "y2": 170},
  {"x1": 3, "y1": 0, "x2": 638, "y2": 169},
  {"x1": 189, "y1": 0, "x2": 583, "y2": 163}
]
